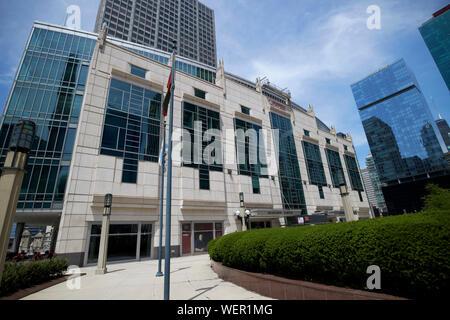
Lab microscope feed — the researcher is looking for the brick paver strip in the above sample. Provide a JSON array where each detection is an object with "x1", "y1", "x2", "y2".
[{"x1": 0, "y1": 273, "x2": 86, "y2": 300}]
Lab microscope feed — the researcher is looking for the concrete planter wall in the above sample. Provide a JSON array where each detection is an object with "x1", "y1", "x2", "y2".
[{"x1": 211, "y1": 260, "x2": 406, "y2": 300}]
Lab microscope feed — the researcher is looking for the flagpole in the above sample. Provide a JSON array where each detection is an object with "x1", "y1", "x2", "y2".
[
  {"x1": 156, "y1": 119, "x2": 166, "y2": 277},
  {"x1": 164, "y1": 40, "x2": 177, "y2": 300}
]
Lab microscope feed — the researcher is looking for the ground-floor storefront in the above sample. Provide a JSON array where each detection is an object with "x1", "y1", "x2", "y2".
[
  {"x1": 181, "y1": 222, "x2": 223, "y2": 255},
  {"x1": 85, "y1": 222, "x2": 153, "y2": 266},
  {"x1": 83, "y1": 220, "x2": 225, "y2": 265}
]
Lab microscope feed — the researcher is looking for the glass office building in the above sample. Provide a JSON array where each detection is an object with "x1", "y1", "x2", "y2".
[
  {"x1": 419, "y1": 5, "x2": 450, "y2": 91},
  {"x1": 351, "y1": 59, "x2": 448, "y2": 213}
]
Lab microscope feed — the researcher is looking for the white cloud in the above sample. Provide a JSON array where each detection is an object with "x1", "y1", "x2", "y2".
[{"x1": 0, "y1": 66, "x2": 17, "y2": 85}]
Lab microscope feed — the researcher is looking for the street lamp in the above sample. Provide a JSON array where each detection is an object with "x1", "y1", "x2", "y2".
[
  {"x1": 238, "y1": 192, "x2": 248, "y2": 231},
  {"x1": 96, "y1": 193, "x2": 113, "y2": 275},
  {"x1": 337, "y1": 171, "x2": 357, "y2": 222},
  {"x1": 0, "y1": 120, "x2": 36, "y2": 285}
]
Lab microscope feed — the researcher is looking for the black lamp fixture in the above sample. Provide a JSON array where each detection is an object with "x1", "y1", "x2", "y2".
[
  {"x1": 239, "y1": 192, "x2": 244, "y2": 207},
  {"x1": 104, "y1": 193, "x2": 113, "y2": 215},
  {"x1": 9, "y1": 120, "x2": 36, "y2": 153}
]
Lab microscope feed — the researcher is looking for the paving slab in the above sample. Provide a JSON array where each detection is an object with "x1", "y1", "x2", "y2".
[{"x1": 22, "y1": 255, "x2": 273, "y2": 300}]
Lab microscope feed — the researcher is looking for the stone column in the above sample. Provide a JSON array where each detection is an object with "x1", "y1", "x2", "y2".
[
  {"x1": 95, "y1": 212, "x2": 110, "y2": 275},
  {"x1": 12, "y1": 222, "x2": 25, "y2": 255},
  {"x1": 340, "y1": 185, "x2": 358, "y2": 222},
  {"x1": 0, "y1": 151, "x2": 28, "y2": 283}
]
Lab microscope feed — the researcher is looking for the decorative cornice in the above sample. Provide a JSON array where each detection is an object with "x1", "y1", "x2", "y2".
[
  {"x1": 234, "y1": 111, "x2": 263, "y2": 126},
  {"x1": 344, "y1": 150, "x2": 356, "y2": 157},
  {"x1": 111, "y1": 68, "x2": 163, "y2": 92},
  {"x1": 326, "y1": 145, "x2": 340, "y2": 152},
  {"x1": 183, "y1": 93, "x2": 221, "y2": 112},
  {"x1": 302, "y1": 135, "x2": 320, "y2": 145},
  {"x1": 91, "y1": 195, "x2": 159, "y2": 209}
]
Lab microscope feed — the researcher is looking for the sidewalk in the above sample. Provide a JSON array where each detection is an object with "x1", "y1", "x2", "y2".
[{"x1": 22, "y1": 255, "x2": 273, "y2": 300}]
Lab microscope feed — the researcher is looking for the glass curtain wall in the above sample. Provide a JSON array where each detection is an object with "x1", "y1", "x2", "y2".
[
  {"x1": 0, "y1": 27, "x2": 96, "y2": 209},
  {"x1": 269, "y1": 112, "x2": 307, "y2": 220}
]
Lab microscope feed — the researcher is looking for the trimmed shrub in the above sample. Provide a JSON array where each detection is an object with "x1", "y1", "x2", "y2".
[
  {"x1": 208, "y1": 211, "x2": 450, "y2": 299},
  {"x1": 0, "y1": 258, "x2": 69, "y2": 297},
  {"x1": 422, "y1": 184, "x2": 450, "y2": 213}
]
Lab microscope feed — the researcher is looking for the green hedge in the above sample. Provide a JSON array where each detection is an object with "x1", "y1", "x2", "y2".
[
  {"x1": 0, "y1": 258, "x2": 69, "y2": 297},
  {"x1": 208, "y1": 210, "x2": 450, "y2": 299}
]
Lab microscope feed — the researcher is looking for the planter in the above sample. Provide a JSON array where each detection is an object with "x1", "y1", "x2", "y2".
[{"x1": 211, "y1": 260, "x2": 406, "y2": 300}]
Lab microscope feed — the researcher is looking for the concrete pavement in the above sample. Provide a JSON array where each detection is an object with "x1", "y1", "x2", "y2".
[{"x1": 22, "y1": 254, "x2": 273, "y2": 300}]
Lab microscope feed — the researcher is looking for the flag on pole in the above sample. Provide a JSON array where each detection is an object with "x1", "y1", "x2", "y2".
[
  {"x1": 162, "y1": 67, "x2": 173, "y2": 117},
  {"x1": 158, "y1": 144, "x2": 167, "y2": 167}
]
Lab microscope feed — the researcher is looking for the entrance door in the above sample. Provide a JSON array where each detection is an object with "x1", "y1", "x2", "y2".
[{"x1": 182, "y1": 223, "x2": 191, "y2": 255}]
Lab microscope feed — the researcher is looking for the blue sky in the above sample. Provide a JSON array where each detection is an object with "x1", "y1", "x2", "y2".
[{"x1": 0, "y1": 0, "x2": 449, "y2": 168}]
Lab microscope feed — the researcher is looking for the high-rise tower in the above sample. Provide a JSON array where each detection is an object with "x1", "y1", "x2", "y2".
[{"x1": 94, "y1": 0, "x2": 217, "y2": 67}]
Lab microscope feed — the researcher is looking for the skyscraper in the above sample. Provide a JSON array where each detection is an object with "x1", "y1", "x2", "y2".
[
  {"x1": 361, "y1": 168, "x2": 376, "y2": 210},
  {"x1": 365, "y1": 153, "x2": 387, "y2": 213},
  {"x1": 419, "y1": 5, "x2": 450, "y2": 91},
  {"x1": 94, "y1": 0, "x2": 217, "y2": 67},
  {"x1": 351, "y1": 59, "x2": 449, "y2": 214},
  {"x1": 436, "y1": 118, "x2": 450, "y2": 152}
]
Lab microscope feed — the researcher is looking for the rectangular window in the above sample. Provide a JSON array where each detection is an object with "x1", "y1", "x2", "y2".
[
  {"x1": 318, "y1": 185, "x2": 324, "y2": 199},
  {"x1": 241, "y1": 106, "x2": 250, "y2": 115},
  {"x1": 326, "y1": 138, "x2": 331, "y2": 145},
  {"x1": 100, "y1": 78, "x2": 162, "y2": 164},
  {"x1": 270, "y1": 112, "x2": 306, "y2": 215},
  {"x1": 130, "y1": 65, "x2": 147, "y2": 78},
  {"x1": 344, "y1": 145, "x2": 348, "y2": 151},
  {"x1": 252, "y1": 176, "x2": 260, "y2": 194},
  {"x1": 194, "y1": 88, "x2": 206, "y2": 99},
  {"x1": 199, "y1": 166, "x2": 210, "y2": 190},
  {"x1": 182, "y1": 102, "x2": 222, "y2": 189},
  {"x1": 325, "y1": 148, "x2": 346, "y2": 188},
  {"x1": 122, "y1": 158, "x2": 138, "y2": 184},
  {"x1": 302, "y1": 141, "x2": 327, "y2": 192},
  {"x1": 344, "y1": 155, "x2": 364, "y2": 191},
  {"x1": 304, "y1": 130, "x2": 310, "y2": 137}
]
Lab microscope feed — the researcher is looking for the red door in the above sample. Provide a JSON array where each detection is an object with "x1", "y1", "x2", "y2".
[{"x1": 182, "y1": 224, "x2": 191, "y2": 255}]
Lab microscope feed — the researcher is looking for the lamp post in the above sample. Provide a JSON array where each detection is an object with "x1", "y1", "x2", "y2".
[
  {"x1": 96, "y1": 193, "x2": 112, "y2": 275},
  {"x1": 163, "y1": 40, "x2": 177, "y2": 300},
  {"x1": 239, "y1": 192, "x2": 247, "y2": 231},
  {"x1": 0, "y1": 120, "x2": 35, "y2": 285},
  {"x1": 337, "y1": 171, "x2": 357, "y2": 222},
  {"x1": 156, "y1": 120, "x2": 166, "y2": 278}
]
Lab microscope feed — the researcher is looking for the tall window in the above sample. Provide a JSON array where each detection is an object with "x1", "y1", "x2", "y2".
[
  {"x1": 270, "y1": 112, "x2": 307, "y2": 215},
  {"x1": 100, "y1": 78, "x2": 162, "y2": 184},
  {"x1": 325, "y1": 149, "x2": 346, "y2": 188},
  {"x1": 344, "y1": 155, "x2": 364, "y2": 191},
  {"x1": 234, "y1": 118, "x2": 268, "y2": 194},
  {"x1": 302, "y1": 141, "x2": 327, "y2": 198},
  {"x1": 182, "y1": 102, "x2": 222, "y2": 190}
]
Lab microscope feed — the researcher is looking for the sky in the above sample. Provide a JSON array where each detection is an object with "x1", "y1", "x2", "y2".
[{"x1": 0, "y1": 0, "x2": 449, "y2": 168}]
